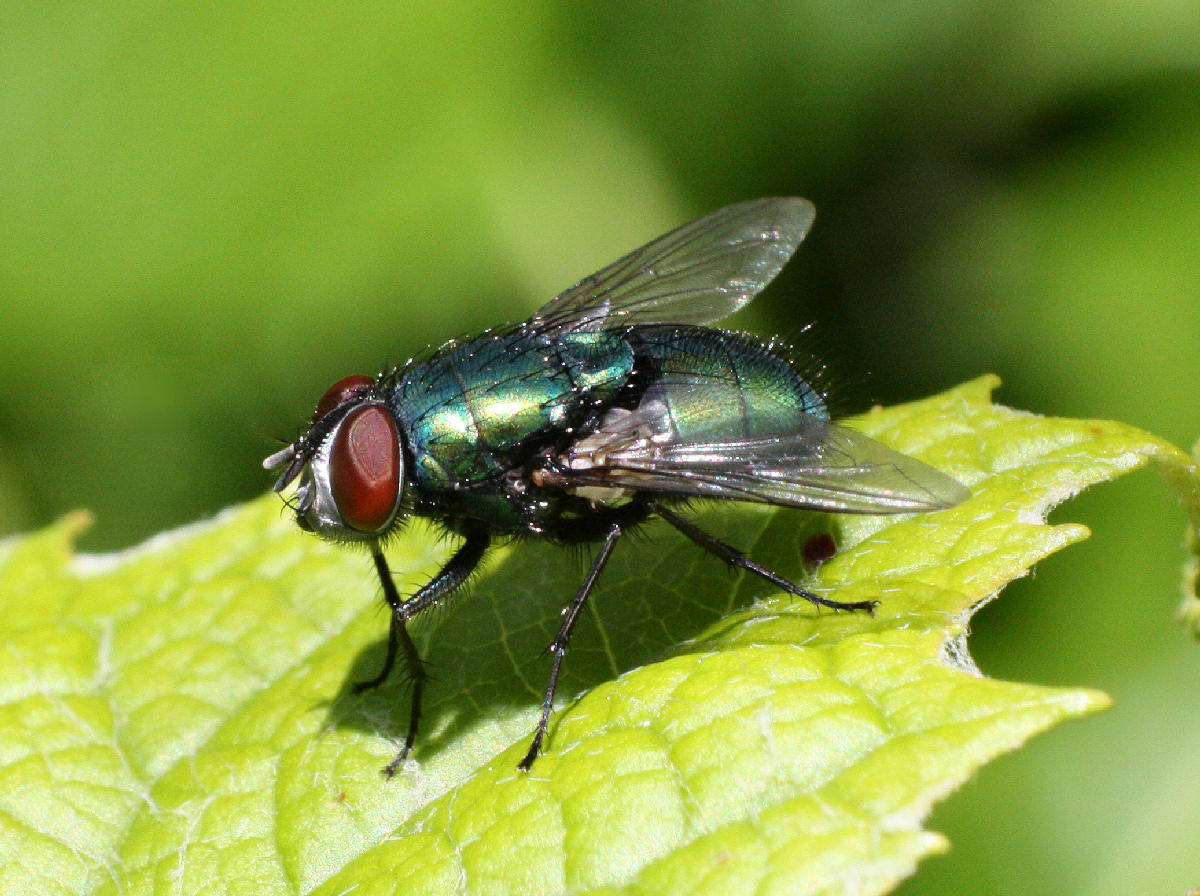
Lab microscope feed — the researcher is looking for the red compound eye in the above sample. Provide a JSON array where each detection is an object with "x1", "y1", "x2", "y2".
[
  {"x1": 329, "y1": 405, "x2": 401, "y2": 533},
  {"x1": 315, "y1": 374, "x2": 375, "y2": 420}
]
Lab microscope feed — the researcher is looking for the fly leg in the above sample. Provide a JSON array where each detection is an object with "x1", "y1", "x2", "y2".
[
  {"x1": 356, "y1": 524, "x2": 490, "y2": 776},
  {"x1": 519, "y1": 521, "x2": 623, "y2": 771},
  {"x1": 648, "y1": 501, "x2": 877, "y2": 613}
]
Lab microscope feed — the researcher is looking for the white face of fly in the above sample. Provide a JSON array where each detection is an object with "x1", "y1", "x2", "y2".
[{"x1": 290, "y1": 430, "x2": 345, "y2": 536}]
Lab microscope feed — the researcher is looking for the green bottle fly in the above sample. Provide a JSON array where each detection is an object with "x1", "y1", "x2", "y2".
[{"x1": 265, "y1": 198, "x2": 968, "y2": 773}]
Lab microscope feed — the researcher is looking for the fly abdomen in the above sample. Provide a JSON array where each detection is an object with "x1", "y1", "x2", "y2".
[{"x1": 626, "y1": 325, "x2": 827, "y2": 446}]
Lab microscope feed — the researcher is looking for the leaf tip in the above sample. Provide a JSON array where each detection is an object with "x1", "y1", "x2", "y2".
[
  {"x1": 60, "y1": 509, "x2": 95, "y2": 539},
  {"x1": 1072, "y1": 687, "x2": 1114, "y2": 715}
]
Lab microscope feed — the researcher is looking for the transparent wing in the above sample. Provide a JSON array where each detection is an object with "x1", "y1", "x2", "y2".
[
  {"x1": 564, "y1": 417, "x2": 969, "y2": 514},
  {"x1": 528, "y1": 197, "x2": 815, "y2": 334}
]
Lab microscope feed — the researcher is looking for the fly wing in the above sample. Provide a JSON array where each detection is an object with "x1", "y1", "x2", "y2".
[
  {"x1": 528, "y1": 197, "x2": 815, "y2": 334},
  {"x1": 564, "y1": 417, "x2": 969, "y2": 514}
]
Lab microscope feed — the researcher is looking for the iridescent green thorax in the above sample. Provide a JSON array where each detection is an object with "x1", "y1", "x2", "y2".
[{"x1": 393, "y1": 329, "x2": 633, "y2": 511}]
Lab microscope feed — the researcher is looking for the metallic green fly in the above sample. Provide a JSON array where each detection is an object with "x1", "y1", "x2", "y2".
[{"x1": 265, "y1": 198, "x2": 968, "y2": 773}]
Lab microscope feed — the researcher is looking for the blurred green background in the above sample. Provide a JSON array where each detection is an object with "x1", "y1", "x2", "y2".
[{"x1": 2, "y1": 2, "x2": 1197, "y2": 892}]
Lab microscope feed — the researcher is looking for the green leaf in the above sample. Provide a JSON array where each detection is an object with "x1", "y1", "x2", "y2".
[{"x1": 1, "y1": 376, "x2": 1196, "y2": 896}]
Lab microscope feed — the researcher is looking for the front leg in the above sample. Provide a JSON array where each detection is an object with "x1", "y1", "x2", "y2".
[{"x1": 356, "y1": 524, "x2": 490, "y2": 776}]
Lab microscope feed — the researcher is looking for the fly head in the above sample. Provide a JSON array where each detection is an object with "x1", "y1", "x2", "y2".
[{"x1": 264, "y1": 374, "x2": 406, "y2": 543}]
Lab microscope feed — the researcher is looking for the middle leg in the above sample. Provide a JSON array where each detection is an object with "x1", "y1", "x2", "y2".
[{"x1": 519, "y1": 520, "x2": 623, "y2": 770}]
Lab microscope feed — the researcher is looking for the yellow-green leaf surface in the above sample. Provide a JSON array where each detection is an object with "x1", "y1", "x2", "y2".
[{"x1": 2, "y1": 377, "x2": 1197, "y2": 896}]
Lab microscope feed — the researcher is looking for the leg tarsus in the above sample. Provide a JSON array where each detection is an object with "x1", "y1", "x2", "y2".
[
  {"x1": 382, "y1": 659, "x2": 424, "y2": 777},
  {"x1": 648, "y1": 501, "x2": 877, "y2": 614}
]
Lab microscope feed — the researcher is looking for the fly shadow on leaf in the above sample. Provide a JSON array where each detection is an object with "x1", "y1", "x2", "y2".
[{"x1": 323, "y1": 504, "x2": 848, "y2": 766}]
